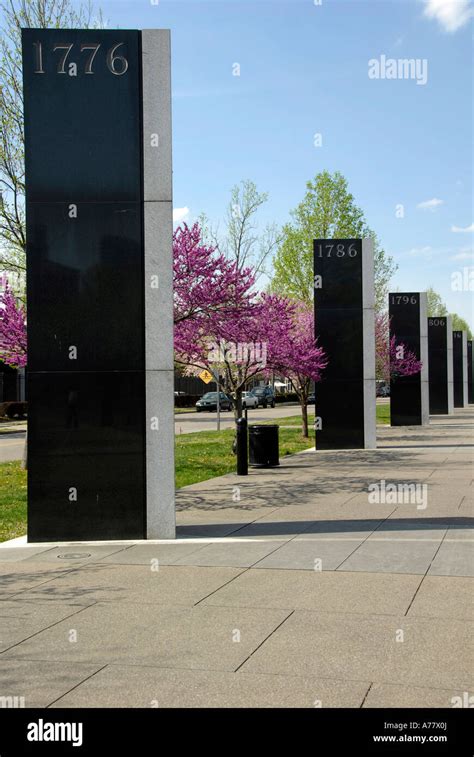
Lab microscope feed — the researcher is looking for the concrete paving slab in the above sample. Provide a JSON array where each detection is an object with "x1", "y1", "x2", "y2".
[
  {"x1": 302, "y1": 519, "x2": 383, "y2": 536},
  {"x1": 240, "y1": 610, "x2": 474, "y2": 689},
  {"x1": 4, "y1": 602, "x2": 291, "y2": 671},
  {"x1": 173, "y1": 539, "x2": 285, "y2": 568},
  {"x1": 217, "y1": 520, "x2": 315, "y2": 538},
  {"x1": 202, "y1": 569, "x2": 421, "y2": 616},
  {"x1": 21, "y1": 545, "x2": 133, "y2": 564},
  {"x1": 176, "y1": 523, "x2": 251, "y2": 538},
  {"x1": 0, "y1": 599, "x2": 93, "y2": 652},
  {"x1": 14, "y1": 564, "x2": 244, "y2": 606},
  {"x1": 428, "y1": 541, "x2": 474, "y2": 577},
  {"x1": 366, "y1": 526, "x2": 447, "y2": 540},
  {"x1": 0, "y1": 562, "x2": 75, "y2": 599},
  {"x1": 251, "y1": 538, "x2": 365, "y2": 571},
  {"x1": 445, "y1": 528, "x2": 474, "y2": 541},
  {"x1": 363, "y1": 682, "x2": 471, "y2": 708},
  {"x1": 0, "y1": 659, "x2": 103, "y2": 707},
  {"x1": 407, "y1": 576, "x2": 474, "y2": 621},
  {"x1": 95, "y1": 542, "x2": 210, "y2": 565},
  {"x1": 337, "y1": 537, "x2": 442, "y2": 575},
  {"x1": 0, "y1": 546, "x2": 55, "y2": 562},
  {"x1": 50, "y1": 665, "x2": 369, "y2": 708}
]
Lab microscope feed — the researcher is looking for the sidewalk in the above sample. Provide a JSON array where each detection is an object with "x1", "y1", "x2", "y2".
[{"x1": 0, "y1": 408, "x2": 472, "y2": 708}]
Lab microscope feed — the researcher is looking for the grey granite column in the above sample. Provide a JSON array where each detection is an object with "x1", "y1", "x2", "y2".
[
  {"x1": 462, "y1": 331, "x2": 468, "y2": 407},
  {"x1": 362, "y1": 238, "x2": 376, "y2": 448},
  {"x1": 142, "y1": 30, "x2": 175, "y2": 538},
  {"x1": 446, "y1": 316, "x2": 454, "y2": 414},
  {"x1": 419, "y1": 293, "x2": 429, "y2": 425}
]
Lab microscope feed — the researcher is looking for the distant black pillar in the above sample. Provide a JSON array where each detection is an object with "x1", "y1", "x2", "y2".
[
  {"x1": 313, "y1": 238, "x2": 375, "y2": 449},
  {"x1": 453, "y1": 331, "x2": 468, "y2": 407},
  {"x1": 427, "y1": 316, "x2": 454, "y2": 415},
  {"x1": 389, "y1": 292, "x2": 429, "y2": 426},
  {"x1": 468, "y1": 340, "x2": 473, "y2": 404}
]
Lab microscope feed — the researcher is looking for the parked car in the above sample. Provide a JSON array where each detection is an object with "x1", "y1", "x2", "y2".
[
  {"x1": 376, "y1": 384, "x2": 390, "y2": 397},
  {"x1": 242, "y1": 391, "x2": 259, "y2": 409},
  {"x1": 195, "y1": 392, "x2": 233, "y2": 412},
  {"x1": 307, "y1": 392, "x2": 315, "y2": 404},
  {"x1": 249, "y1": 386, "x2": 275, "y2": 408}
]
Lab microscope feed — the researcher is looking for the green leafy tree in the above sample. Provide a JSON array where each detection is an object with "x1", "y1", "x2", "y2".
[
  {"x1": 425, "y1": 287, "x2": 471, "y2": 337},
  {"x1": 270, "y1": 170, "x2": 397, "y2": 311},
  {"x1": 0, "y1": 0, "x2": 103, "y2": 287},
  {"x1": 451, "y1": 313, "x2": 472, "y2": 338},
  {"x1": 426, "y1": 286, "x2": 448, "y2": 316}
]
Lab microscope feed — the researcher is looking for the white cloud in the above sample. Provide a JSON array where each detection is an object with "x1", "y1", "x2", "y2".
[
  {"x1": 417, "y1": 197, "x2": 444, "y2": 211},
  {"x1": 409, "y1": 245, "x2": 433, "y2": 256},
  {"x1": 451, "y1": 223, "x2": 474, "y2": 232},
  {"x1": 450, "y1": 251, "x2": 474, "y2": 260},
  {"x1": 423, "y1": 0, "x2": 474, "y2": 32},
  {"x1": 173, "y1": 207, "x2": 190, "y2": 224}
]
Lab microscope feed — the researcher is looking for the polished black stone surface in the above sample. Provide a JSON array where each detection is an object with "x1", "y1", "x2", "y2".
[
  {"x1": 26, "y1": 202, "x2": 144, "y2": 372},
  {"x1": 453, "y1": 331, "x2": 465, "y2": 407},
  {"x1": 22, "y1": 29, "x2": 142, "y2": 202},
  {"x1": 315, "y1": 381, "x2": 365, "y2": 449},
  {"x1": 314, "y1": 240, "x2": 366, "y2": 448},
  {"x1": 313, "y1": 239, "x2": 362, "y2": 309},
  {"x1": 315, "y1": 309, "x2": 363, "y2": 381},
  {"x1": 468, "y1": 341, "x2": 473, "y2": 404},
  {"x1": 428, "y1": 318, "x2": 450, "y2": 414},
  {"x1": 23, "y1": 28, "x2": 147, "y2": 541},
  {"x1": 27, "y1": 372, "x2": 145, "y2": 541},
  {"x1": 389, "y1": 293, "x2": 422, "y2": 426},
  {"x1": 390, "y1": 382, "x2": 423, "y2": 426}
]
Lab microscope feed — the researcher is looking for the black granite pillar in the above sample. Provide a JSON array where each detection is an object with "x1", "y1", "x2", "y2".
[
  {"x1": 453, "y1": 331, "x2": 468, "y2": 408},
  {"x1": 22, "y1": 28, "x2": 174, "y2": 541},
  {"x1": 468, "y1": 340, "x2": 473, "y2": 404},
  {"x1": 427, "y1": 316, "x2": 454, "y2": 415},
  {"x1": 313, "y1": 238, "x2": 375, "y2": 449},
  {"x1": 389, "y1": 293, "x2": 429, "y2": 426}
]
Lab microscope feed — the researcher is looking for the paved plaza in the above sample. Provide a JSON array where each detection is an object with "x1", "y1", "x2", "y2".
[{"x1": 0, "y1": 408, "x2": 472, "y2": 708}]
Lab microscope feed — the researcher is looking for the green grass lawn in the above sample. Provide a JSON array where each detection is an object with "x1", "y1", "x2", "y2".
[
  {"x1": 0, "y1": 461, "x2": 27, "y2": 542},
  {"x1": 376, "y1": 403, "x2": 391, "y2": 425},
  {"x1": 175, "y1": 426, "x2": 314, "y2": 488},
  {"x1": 262, "y1": 404, "x2": 390, "y2": 427},
  {"x1": 0, "y1": 403, "x2": 391, "y2": 542}
]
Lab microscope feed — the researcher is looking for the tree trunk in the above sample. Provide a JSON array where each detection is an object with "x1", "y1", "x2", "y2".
[{"x1": 301, "y1": 399, "x2": 309, "y2": 438}]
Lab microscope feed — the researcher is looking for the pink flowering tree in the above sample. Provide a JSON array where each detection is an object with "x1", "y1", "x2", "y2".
[
  {"x1": 375, "y1": 312, "x2": 422, "y2": 382},
  {"x1": 174, "y1": 222, "x2": 256, "y2": 325},
  {"x1": 270, "y1": 303, "x2": 327, "y2": 437},
  {"x1": 0, "y1": 277, "x2": 27, "y2": 368},
  {"x1": 175, "y1": 293, "x2": 302, "y2": 419}
]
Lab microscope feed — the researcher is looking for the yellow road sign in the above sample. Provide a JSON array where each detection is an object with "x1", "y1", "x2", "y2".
[{"x1": 199, "y1": 370, "x2": 213, "y2": 384}]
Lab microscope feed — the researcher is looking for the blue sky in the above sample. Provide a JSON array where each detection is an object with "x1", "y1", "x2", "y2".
[{"x1": 106, "y1": 1, "x2": 471, "y2": 323}]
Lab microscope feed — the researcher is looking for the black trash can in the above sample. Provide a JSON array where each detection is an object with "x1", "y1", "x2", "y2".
[{"x1": 249, "y1": 424, "x2": 279, "y2": 467}]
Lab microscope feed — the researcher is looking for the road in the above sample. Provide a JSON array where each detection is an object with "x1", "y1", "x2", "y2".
[
  {"x1": 0, "y1": 432, "x2": 26, "y2": 463},
  {"x1": 0, "y1": 404, "x2": 303, "y2": 462},
  {"x1": 175, "y1": 403, "x2": 302, "y2": 434}
]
